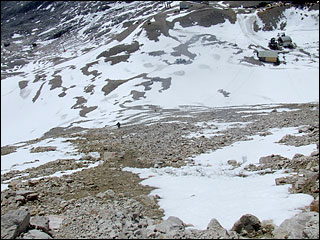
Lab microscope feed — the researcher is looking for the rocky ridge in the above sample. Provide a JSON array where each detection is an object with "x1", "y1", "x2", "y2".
[{"x1": 1, "y1": 103, "x2": 319, "y2": 239}]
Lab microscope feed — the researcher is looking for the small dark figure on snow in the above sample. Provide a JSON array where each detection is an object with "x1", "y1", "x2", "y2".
[{"x1": 116, "y1": 122, "x2": 121, "y2": 128}]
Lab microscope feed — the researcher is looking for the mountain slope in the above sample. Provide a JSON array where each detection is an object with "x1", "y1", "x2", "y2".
[{"x1": 1, "y1": 1, "x2": 319, "y2": 146}]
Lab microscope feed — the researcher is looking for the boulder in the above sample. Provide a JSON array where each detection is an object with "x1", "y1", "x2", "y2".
[
  {"x1": 46, "y1": 215, "x2": 66, "y2": 231},
  {"x1": 231, "y1": 214, "x2": 261, "y2": 234},
  {"x1": 310, "y1": 199, "x2": 319, "y2": 212},
  {"x1": 26, "y1": 193, "x2": 39, "y2": 201},
  {"x1": 309, "y1": 148, "x2": 319, "y2": 156},
  {"x1": 138, "y1": 194, "x2": 157, "y2": 207},
  {"x1": 273, "y1": 211, "x2": 319, "y2": 239},
  {"x1": 22, "y1": 229, "x2": 52, "y2": 239},
  {"x1": 1, "y1": 207, "x2": 30, "y2": 239},
  {"x1": 30, "y1": 216, "x2": 50, "y2": 233},
  {"x1": 154, "y1": 216, "x2": 185, "y2": 234},
  {"x1": 14, "y1": 195, "x2": 26, "y2": 204},
  {"x1": 204, "y1": 218, "x2": 230, "y2": 238}
]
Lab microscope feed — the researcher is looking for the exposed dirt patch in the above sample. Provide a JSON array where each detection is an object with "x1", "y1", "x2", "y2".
[
  {"x1": 70, "y1": 96, "x2": 97, "y2": 117},
  {"x1": 115, "y1": 20, "x2": 143, "y2": 42},
  {"x1": 148, "y1": 50, "x2": 166, "y2": 56},
  {"x1": 142, "y1": 13, "x2": 174, "y2": 41},
  {"x1": 58, "y1": 92, "x2": 66, "y2": 97},
  {"x1": 102, "y1": 80, "x2": 128, "y2": 96},
  {"x1": 79, "y1": 106, "x2": 98, "y2": 117},
  {"x1": 135, "y1": 77, "x2": 172, "y2": 92},
  {"x1": 84, "y1": 84, "x2": 95, "y2": 95},
  {"x1": 33, "y1": 73, "x2": 47, "y2": 83},
  {"x1": 49, "y1": 75, "x2": 62, "y2": 90},
  {"x1": 108, "y1": 54, "x2": 130, "y2": 65},
  {"x1": 1, "y1": 146, "x2": 18, "y2": 156},
  {"x1": 32, "y1": 82, "x2": 46, "y2": 103},
  {"x1": 71, "y1": 96, "x2": 87, "y2": 109},
  {"x1": 101, "y1": 73, "x2": 148, "y2": 96},
  {"x1": 130, "y1": 90, "x2": 146, "y2": 100},
  {"x1": 96, "y1": 41, "x2": 140, "y2": 63},
  {"x1": 173, "y1": 8, "x2": 236, "y2": 28},
  {"x1": 18, "y1": 80, "x2": 28, "y2": 90},
  {"x1": 80, "y1": 61, "x2": 99, "y2": 77}
]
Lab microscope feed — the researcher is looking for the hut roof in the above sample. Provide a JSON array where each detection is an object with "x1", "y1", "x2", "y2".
[
  {"x1": 279, "y1": 36, "x2": 292, "y2": 42},
  {"x1": 258, "y1": 50, "x2": 278, "y2": 58}
]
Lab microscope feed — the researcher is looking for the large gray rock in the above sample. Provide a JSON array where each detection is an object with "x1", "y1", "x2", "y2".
[
  {"x1": 46, "y1": 215, "x2": 66, "y2": 231},
  {"x1": 1, "y1": 207, "x2": 30, "y2": 239},
  {"x1": 21, "y1": 229, "x2": 52, "y2": 239},
  {"x1": 154, "y1": 216, "x2": 185, "y2": 233},
  {"x1": 141, "y1": 216, "x2": 185, "y2": 238},
  {"x1": 204, "y1": 218, "x2": 230, "y2": 239},
  {"x1": 273, "y1": 211, "x2": 319, "y2": 239},
  {"x1": 30, "y1": 216, "x2": 50, "y2": 234},
  {"x1": 231, "y1": 214, "x2": 261, "y2": 234}
]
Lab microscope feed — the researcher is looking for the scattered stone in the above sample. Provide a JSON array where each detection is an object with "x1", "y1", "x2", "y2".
[
  {"x1": 227, "y1": 160, "x2": 241, "y2": 167},
  {"x1": 231, "y1": 214, "x2": 261, "y2": 234}
]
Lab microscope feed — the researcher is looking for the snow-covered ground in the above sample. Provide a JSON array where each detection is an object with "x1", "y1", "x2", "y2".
[
  {"x1": 124, "y1": 126, "x2": 317, "y2": 230},
  {"x1": 1, "y1": 1, "x2": 319, "y2": 231}
]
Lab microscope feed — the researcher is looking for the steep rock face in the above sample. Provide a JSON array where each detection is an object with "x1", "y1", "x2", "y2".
[
  {"x1": 0, "y1": 1, "x2": 113, "y2": 40},
  {"x1": 256, "y1": 5, "x2": 291, "y2": 31}
]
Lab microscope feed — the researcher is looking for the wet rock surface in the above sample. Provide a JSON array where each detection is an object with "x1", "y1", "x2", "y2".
[{"x1": 1, "y1": 103, "x2": 319, "y2": 239}]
